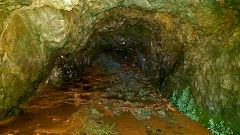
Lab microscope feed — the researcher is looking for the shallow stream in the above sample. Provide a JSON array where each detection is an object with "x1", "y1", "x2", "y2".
[{"x1": 0, "y1": 62, "x2": 211, "y2": 135}]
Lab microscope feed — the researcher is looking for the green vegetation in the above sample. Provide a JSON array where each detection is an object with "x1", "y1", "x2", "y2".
[
  {"x1": 169, "y1": 86, "x2": 235, "y2": 135},
  {"x1": 169, "y1": 89, "x2": 179, "y2": 105},
  {"x1": 208, "y1": 119, "x2": 233, "y2": 135},
  {"x1": 169, "y1": 86, "x2": 199, "y2": 121},
  {"x1": 186, "y1": 97, "x2": 199, "y2": 121}
]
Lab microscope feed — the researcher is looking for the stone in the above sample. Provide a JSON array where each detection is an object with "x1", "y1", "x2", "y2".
[
  {"x1": 0, "y1": 0, "x2": 240, "y2": 133},
  {"x1": 92, "y1": 53, "x2": 120, "y2": 74},
  {"x1": 158, "y1": 110, "x2": 167, "y2": 118},
  {"x1": 83, "y1": 120, "x2": 118, "y2": 135},
  {"x1": 131, "y1": 108, "x2": 151, "y2": 120},
  {"x1": 137, "y1": 53, "x2": 148, "y2": 71}
]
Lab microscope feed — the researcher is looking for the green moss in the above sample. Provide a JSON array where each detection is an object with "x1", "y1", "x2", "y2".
[
  {"x1": 169, "y1": 86, "x2": 199, "y2": 121},
  {"x1": 186, "y1": 97, "x2": 199, "y2": 121},
  {"x1": 208, "y1": 119, "x2": 233, "y2": 135},
  {"x1": 169, "y1": 86, "x2": 239, "y2": 134},
  {"x1": 169, "y1": 89, "x2": 179, "y2": 105},
  {"x1": 176, "y1": 86, "x2": 190, "y2": 113}
]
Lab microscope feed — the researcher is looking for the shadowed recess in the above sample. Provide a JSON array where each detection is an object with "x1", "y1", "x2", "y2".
[{"x1": 0, "y1": 0, "x2": 240, "y2": 134}]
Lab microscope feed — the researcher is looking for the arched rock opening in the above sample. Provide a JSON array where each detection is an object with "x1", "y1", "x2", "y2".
[
  {"x1": 0, "y1": 0, "x2": 240, "y2": 133},
  {"x1": 53, "y1": 8, "x2": 184, "y2": 95}
]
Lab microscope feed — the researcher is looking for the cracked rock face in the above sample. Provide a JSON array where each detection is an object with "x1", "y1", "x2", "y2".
[{"x1": 0, "y1": 0, "x2": 240, "y2": 131}]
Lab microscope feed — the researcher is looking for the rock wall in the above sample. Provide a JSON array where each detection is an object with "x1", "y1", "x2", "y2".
[{"x1": 0, "y1": 0, "x2": 240, "y2": 133}]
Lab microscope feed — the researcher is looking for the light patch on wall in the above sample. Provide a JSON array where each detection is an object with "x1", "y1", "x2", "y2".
[{"x1": 34, "y1": 0, "x2": 79, "y2": 11}]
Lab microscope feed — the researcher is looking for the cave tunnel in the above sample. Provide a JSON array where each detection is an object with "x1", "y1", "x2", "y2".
[{"x1": 0, "y1": 0, "x2": 240, "y2": 134}]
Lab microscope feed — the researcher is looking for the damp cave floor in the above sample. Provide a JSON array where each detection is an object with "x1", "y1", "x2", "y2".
[{"x1": 0, "y1": 63, "x2": 211, "y2": 135}]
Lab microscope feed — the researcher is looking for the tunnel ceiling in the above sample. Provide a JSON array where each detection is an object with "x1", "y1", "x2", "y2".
[
  {"x1": 78, "y1": 8, "x2": 185, "y2": 92},
  {"x1": 0, "y1": 0, "x2": 240, "y2": 133}
]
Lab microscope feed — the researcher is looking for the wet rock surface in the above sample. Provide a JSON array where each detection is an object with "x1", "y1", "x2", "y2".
[
  {"x1": 0, "y1": 64, "x2": 211, "y2": 135},
  {"x1": 92, "y1": 53, "x2": 120, "y2": 74},
  {"x1": 0, "y1": 0, "x2": 240, "y2": 133}
]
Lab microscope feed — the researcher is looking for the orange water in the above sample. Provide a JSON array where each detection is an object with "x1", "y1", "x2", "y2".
[{"x1": 0, "y1": 66, "x2": 212, "y2": 135}]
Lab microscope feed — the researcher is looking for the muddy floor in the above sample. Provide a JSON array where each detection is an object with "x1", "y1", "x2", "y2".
[{"x1": 0, "y1": 62, "x2": 212, "y2": 135}]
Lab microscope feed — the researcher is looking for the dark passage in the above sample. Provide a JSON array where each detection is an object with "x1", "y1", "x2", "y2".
[{"x1": 0, "y1": 52, "x2": 211, "y2": 135}]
